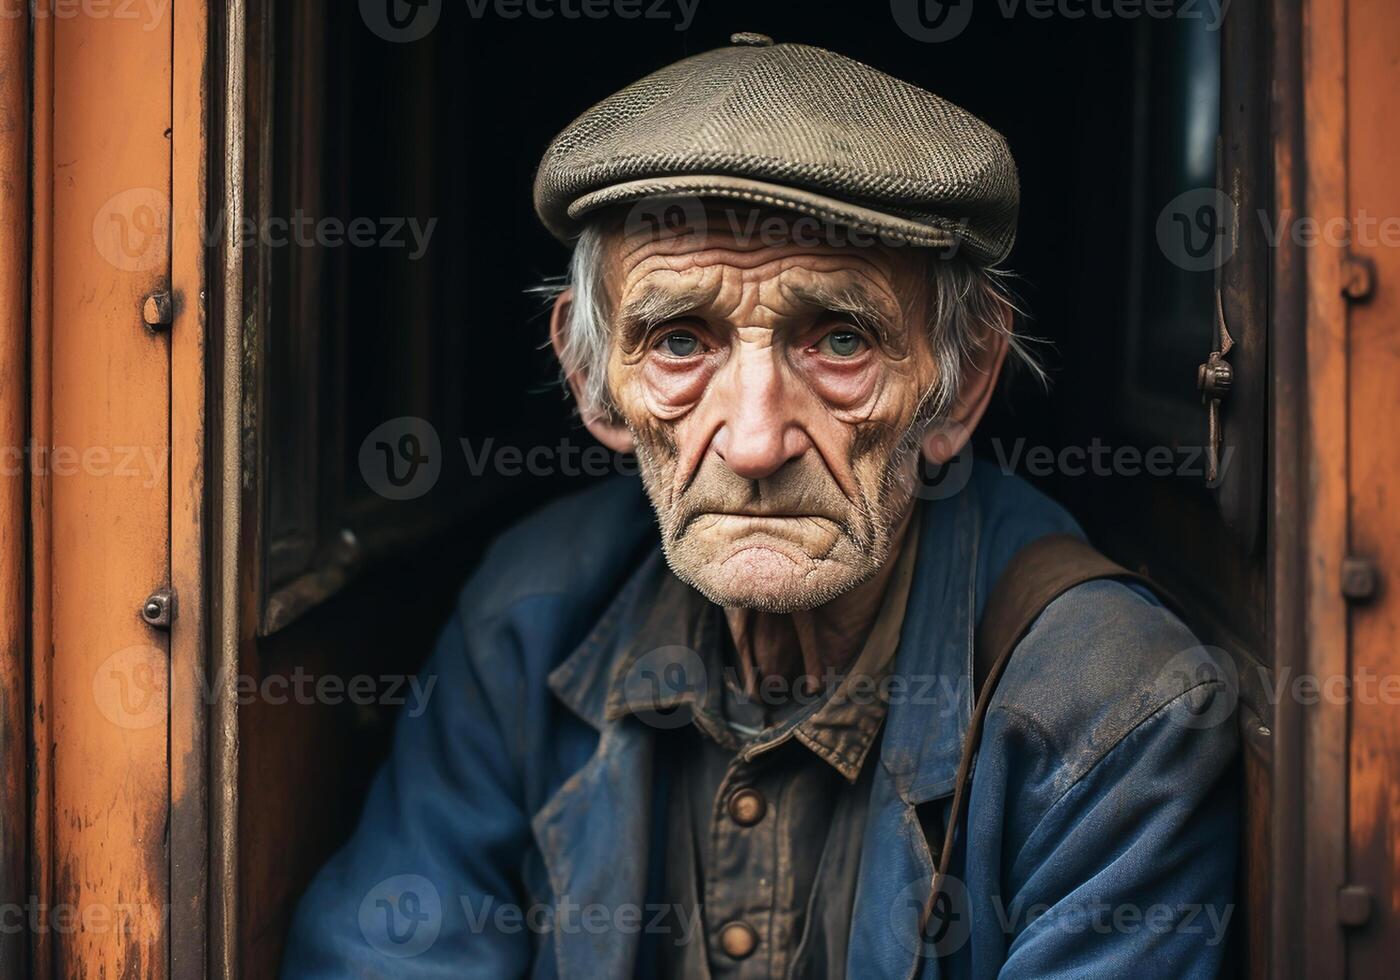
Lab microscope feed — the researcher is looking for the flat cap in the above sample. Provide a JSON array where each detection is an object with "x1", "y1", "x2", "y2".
[{"x1": 533, "y1": 34, "x2": 1019, "y2": 265}]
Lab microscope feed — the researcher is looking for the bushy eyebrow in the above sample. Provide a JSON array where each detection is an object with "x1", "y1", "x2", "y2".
[
  {"x1": 786, "y1": 282, "x2": 899, "y2": 347},
  {"x1": 615, "y1": 283, "x2": 719, "y2": 350}
]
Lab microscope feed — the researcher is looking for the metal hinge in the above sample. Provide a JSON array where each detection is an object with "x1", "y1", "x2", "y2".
[{"x1": 1196, "y1": 292, "x2": 1235, "y2": 484}]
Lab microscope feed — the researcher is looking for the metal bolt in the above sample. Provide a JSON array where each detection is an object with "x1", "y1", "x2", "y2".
[
  {"x1": 1338, "y1": 885, "x2": 1372, "y2": 927},
  {"x1": 142, "y1": 291, "x2": 173, "y2": 330},
  {"x1": 1342, "y1": 256, "x2": 1376, "y2": 303},
  {"x1": 1341, "y1": 557, "x2": 1379, "y2": 602},
  {"x1": 140, "y1": 588, "x2": 175, "y2": 629}
]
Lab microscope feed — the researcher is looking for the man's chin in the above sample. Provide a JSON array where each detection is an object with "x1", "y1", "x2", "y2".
[{"x1": 666, "y1": 536, "x2": 874, "y2": 613}]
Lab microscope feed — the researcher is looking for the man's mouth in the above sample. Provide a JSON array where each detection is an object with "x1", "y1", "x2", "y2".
[{"x1": 685, "y1": 512, "x2": 845, "y2": 537}]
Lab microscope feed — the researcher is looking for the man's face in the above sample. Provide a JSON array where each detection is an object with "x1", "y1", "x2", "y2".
[{"x1": 598, "y1": 209, "x2": 945, "y2": 613}]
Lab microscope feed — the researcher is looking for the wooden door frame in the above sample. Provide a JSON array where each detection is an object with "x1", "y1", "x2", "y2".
[{"x1": 13, "y1": 2, "x2": 212, "y2": 977}]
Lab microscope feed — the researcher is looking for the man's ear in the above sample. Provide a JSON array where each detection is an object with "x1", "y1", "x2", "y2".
[
  {"x1": 549, "y1": 288, "x2": 635, "y2": 454},
  {"x1": 920, "y1": 312, "x2": 1011, "y2": 465}
]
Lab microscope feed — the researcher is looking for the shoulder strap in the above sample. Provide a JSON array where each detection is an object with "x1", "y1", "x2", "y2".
[{"x1": 921, "y1": 534, "x2": 1160, "y2": 931}]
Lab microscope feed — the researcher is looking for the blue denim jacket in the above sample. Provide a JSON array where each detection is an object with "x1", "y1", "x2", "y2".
[{"x1": 283, "y1": 463, "x2": 1238, "y2": 979}]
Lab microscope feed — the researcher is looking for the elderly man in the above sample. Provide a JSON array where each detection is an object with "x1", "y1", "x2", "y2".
[{"x1": 285, "y1": 35, "x2": 1237, "y2": 979}]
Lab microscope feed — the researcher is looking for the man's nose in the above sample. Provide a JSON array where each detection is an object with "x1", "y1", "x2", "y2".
[{"x1": 709, "y1": 347, "x2": 813, "y2": 481}]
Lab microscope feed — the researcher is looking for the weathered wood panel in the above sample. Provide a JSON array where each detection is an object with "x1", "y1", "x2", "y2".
[
  {"x1": 35, "y1": 4, "x2": 175, "y2": 976},
  {"x1": 0, "y1": 9, "x2": 29, "y2": 978},
  {"x1": 1346, "y1": 0, "x2": 1400, "y2": 968}
]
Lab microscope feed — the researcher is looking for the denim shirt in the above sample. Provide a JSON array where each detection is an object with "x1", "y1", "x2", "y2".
[{"x1": 283, "y1": 462, "x2": 1239, "y2": 979}]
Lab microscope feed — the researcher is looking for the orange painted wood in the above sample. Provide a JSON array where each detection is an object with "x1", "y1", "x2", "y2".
[
  {"x1": 1346, "y1": 0, "x2": 1400, "y2": 967},
  {"x1": 28, "y1": 8, "x2": 54, "y2": 976},
  {"x1": 0, "y1": 10, "x2": 29, "y2": 977},
  {"x1": 1299, "y1": 0, "x2": 1352, "y2": 973},
  {"x1": 37, "y1": 4, "x2": 175, "y2": 977},
  {"x1": 170, "y1": 0, "x2": 210, "y2": 975}
]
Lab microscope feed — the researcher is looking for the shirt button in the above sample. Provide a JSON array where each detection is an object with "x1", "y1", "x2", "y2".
[
  {"x1": 727, "y1": 788, "x2": 767, "y2": 826},
  {"x1": 719, "y1": 921, "x2": 758, "y2": 959}
]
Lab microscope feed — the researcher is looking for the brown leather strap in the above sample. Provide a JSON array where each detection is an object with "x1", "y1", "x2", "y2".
[{"x1": 921, "y1": 534, "x2": 1159, "y2": 934}]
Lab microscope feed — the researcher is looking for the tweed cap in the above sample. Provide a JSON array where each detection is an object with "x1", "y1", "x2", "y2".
[{"x1": 533, "y1": 33, "x2": 1019, "y2": 265}]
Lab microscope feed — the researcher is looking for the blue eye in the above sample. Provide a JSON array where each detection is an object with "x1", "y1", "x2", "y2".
[
  {"x1": 660, "y1": 331, "x2": 701, "y2": 357},
  {"x1": 819, "y1": 331, "x2": 866, "y2": 357}
]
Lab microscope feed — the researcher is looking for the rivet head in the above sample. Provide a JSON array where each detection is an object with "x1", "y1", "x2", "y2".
[
  {"x1": 1338, "y1": 885, "x2": 1372, "y2": 927},
  {"x1": 719, "y1": 921, "x2": 758, "y2": 959},
  {"x1": 141, "y1": 589, "x2": 174, "y2": 628},
  {"x1": 1342, "y1": 256, "x2": 1376, "y2": 303},
  {"x1": 142, "y1": 291, "x2": 173, "y2": 329},
  {"x1": 1341, "y1": 557, "x2": 1379, "y2": 602}
]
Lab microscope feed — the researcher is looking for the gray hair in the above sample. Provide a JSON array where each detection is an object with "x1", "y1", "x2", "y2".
[{"x1": 539, "y1": 222, "x2": 1043, "y2": 423}]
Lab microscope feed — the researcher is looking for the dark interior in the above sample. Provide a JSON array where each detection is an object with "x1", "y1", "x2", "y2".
[{"x1": 234, "y1": 2, "x2": 1263, "y2": 974}]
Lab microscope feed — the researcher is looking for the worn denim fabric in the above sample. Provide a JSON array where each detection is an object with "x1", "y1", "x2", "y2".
[{"x1": 282, "y1": 462, "x2": 1239, "y2": 979}]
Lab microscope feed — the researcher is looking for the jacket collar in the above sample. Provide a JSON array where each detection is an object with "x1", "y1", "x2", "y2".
[{"x1": 546, "y1": 481, "x2": 981, "y2": 806}]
